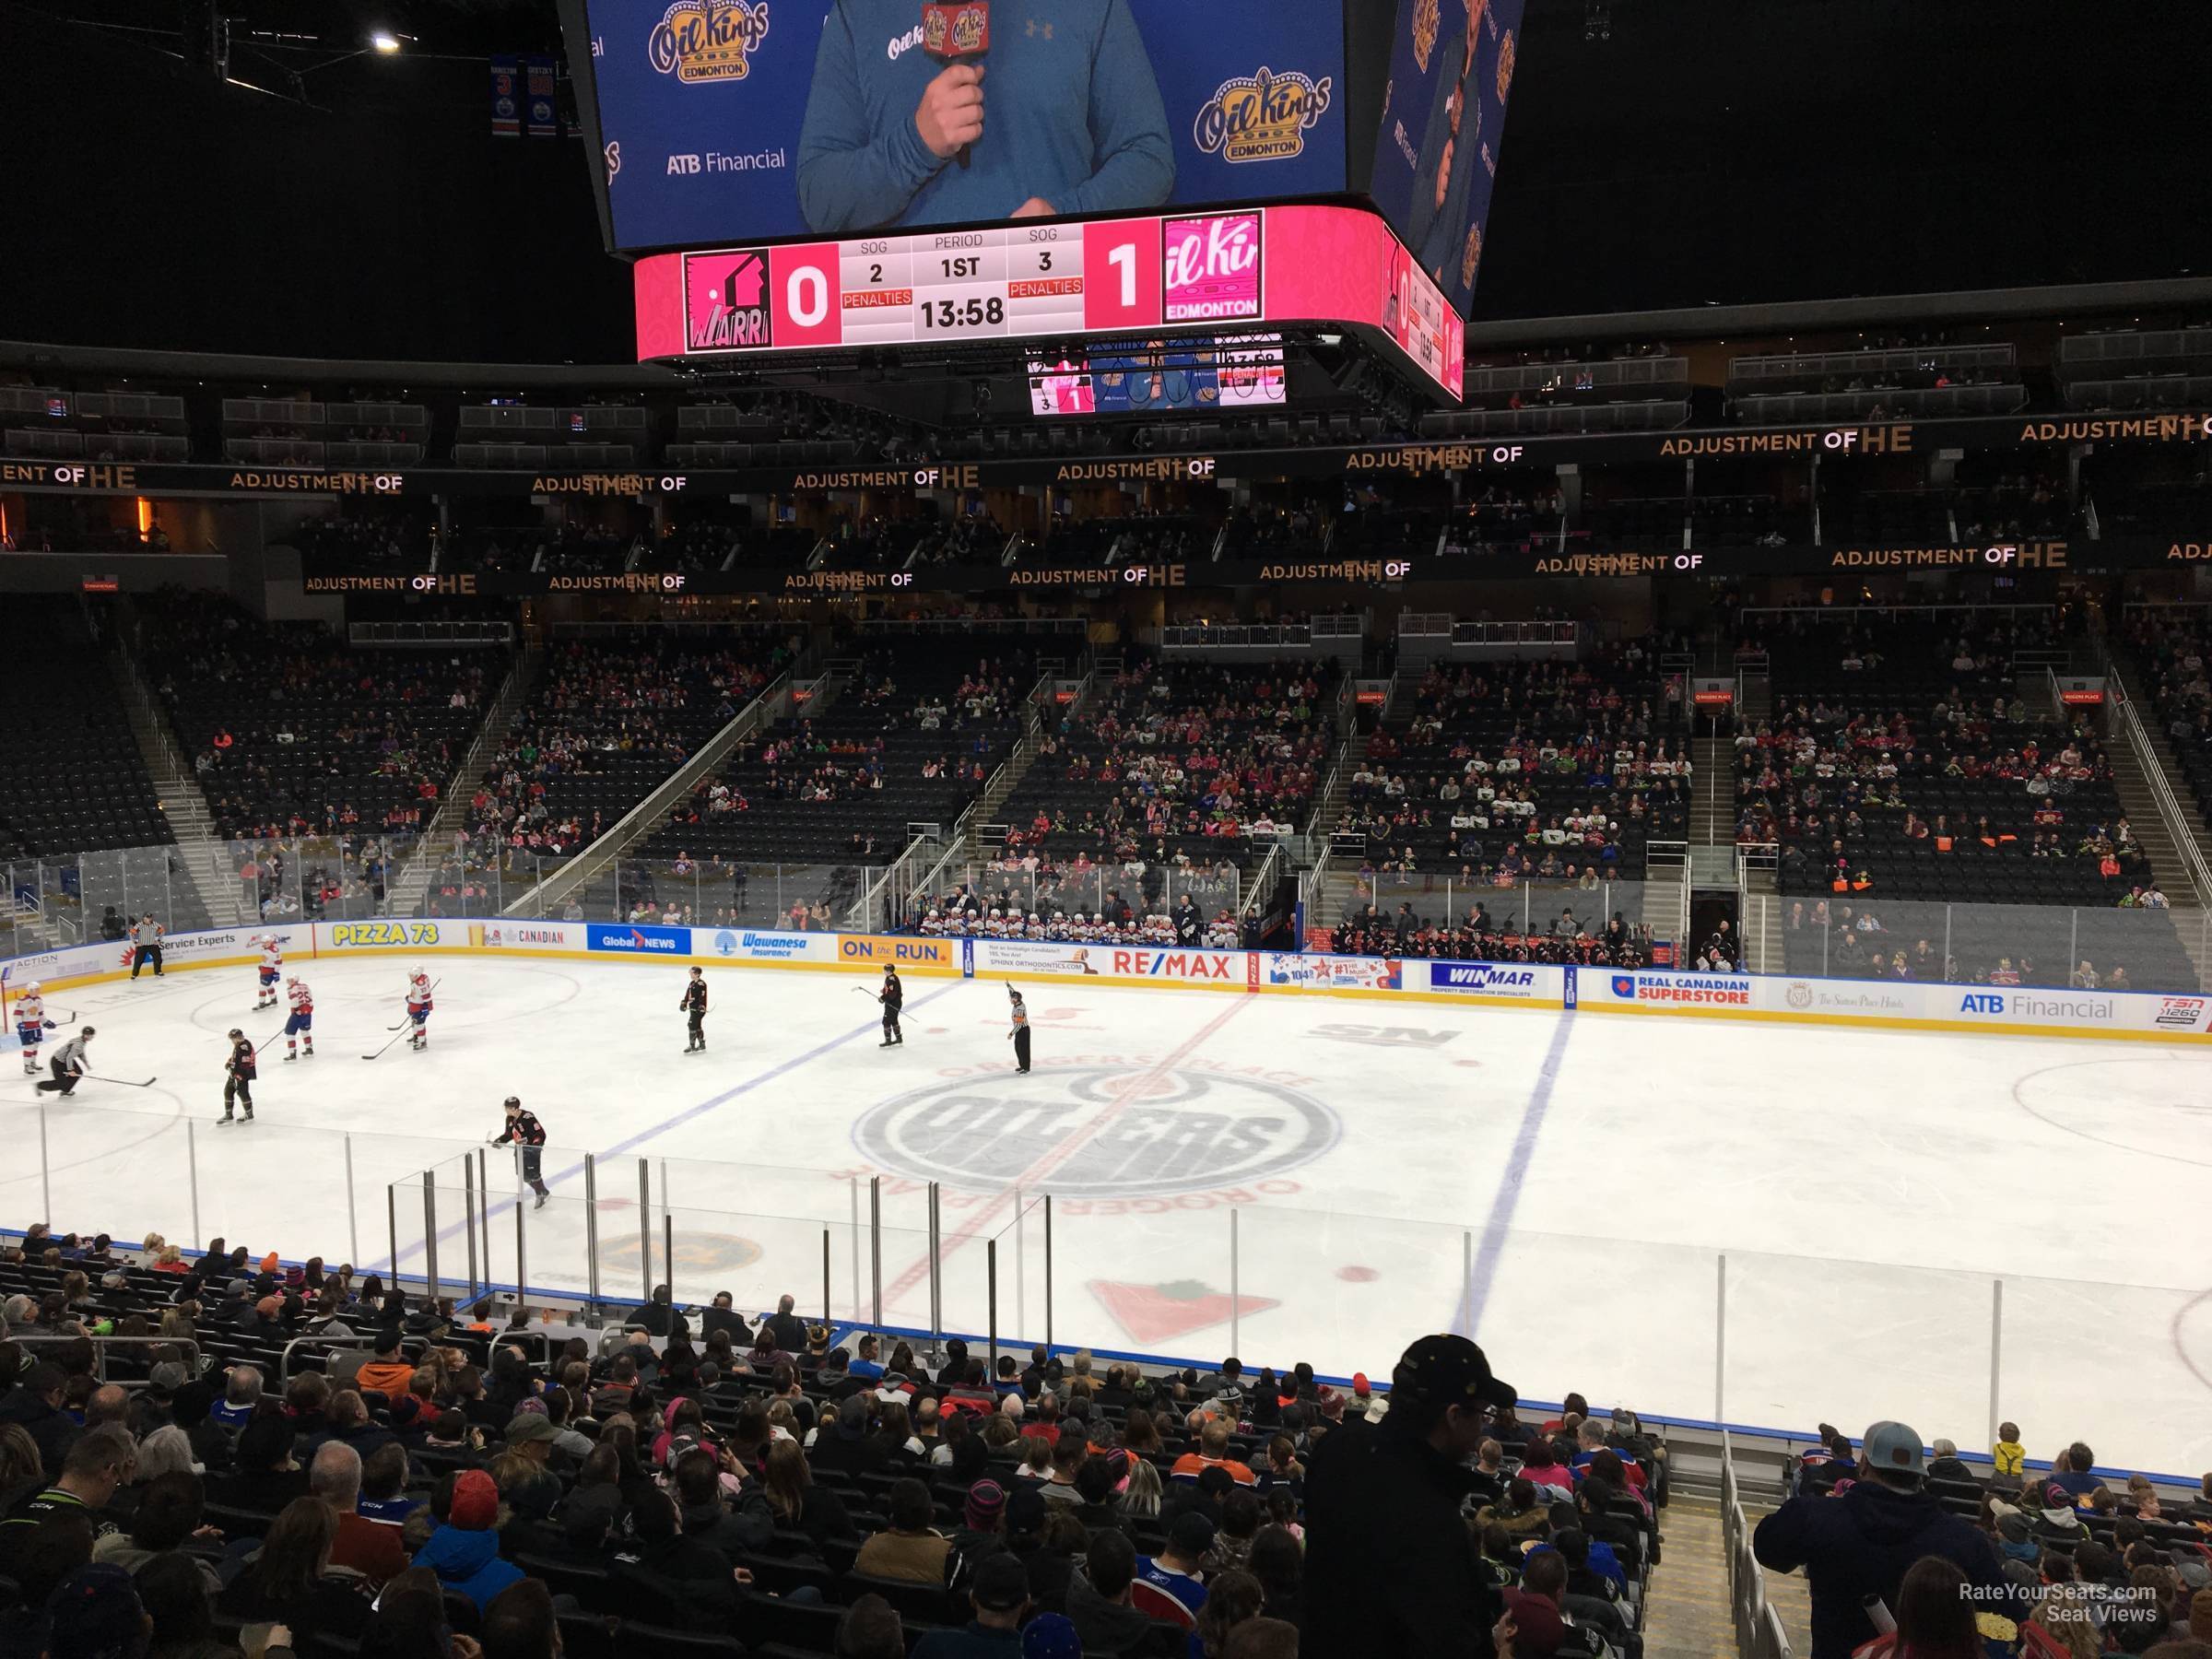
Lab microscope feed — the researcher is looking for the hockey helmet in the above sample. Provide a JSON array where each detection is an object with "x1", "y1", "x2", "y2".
[
  {"x1": 22, "y1": 981, "x2": 39, "y2": 994},
  {"x1": 228, "y1": 1028, "x2": 243, "y2": 1039},
  {"x1": 503, "y1": 1095, "x2": 522, "y2": 1110}
]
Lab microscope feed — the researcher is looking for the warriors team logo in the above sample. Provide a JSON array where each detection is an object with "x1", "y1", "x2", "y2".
[
  {"x1": 1194, "y1": 67, "x2": 1335, "y2": 164},
  {"x1": 854, "y1": 1067, "x2": 1339, "y2": 1198},
  {"x1": 1461, "y1": 220, "x2": 1482, "y2": 288},
  {"x1": 923, "y1": 2, "x2": 988, "y2": 55},
  {"x1": 648, "y1": 0, "x2": 771, "y2": 84},
  {"x1": 1410, "y1": 0, "x2": 1441, "y2": 71},
  {"x1": 684, "y1": 248, "x2": 773, "y2": 351},
  {"x1": 1495, "y1": 26, "x2": 1517, "y2": 101}
]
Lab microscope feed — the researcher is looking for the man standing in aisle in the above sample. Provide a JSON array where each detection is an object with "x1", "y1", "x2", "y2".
[
  {"x1": 34, "y1": 1027, "x2": 94, "y2": 1096},
  {"x1": 490, "y1": 1096, "x2": 552, "y2": 1210},
  {"x1": 129, "y1": 913, "x2": 165, "y2": 978},
  {"x1": 679, "y1": 966, "x2": 710, "y2": 1053},
  {"x1": 1302, "y1": 1333, "x2": 1516, "y2": 1658},
  {"x1": 878, "y1": 964, "x2": 904, "y2": 1048},
  {"x1": 1007, "y1": 985, "x2": 1030, "y2": 1074}
]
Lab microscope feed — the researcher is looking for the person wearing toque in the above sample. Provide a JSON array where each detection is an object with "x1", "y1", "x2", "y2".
[
  {"x1": 1302, "y1": 1333, "x2": 1518, "y2": 1657},
  {"x1": 912, "y1": 1548, "x2": 1031, "y2": 1656},
  {"x1": 1754, "y1": 1419, "x2": 2014, "y2": 1659}
]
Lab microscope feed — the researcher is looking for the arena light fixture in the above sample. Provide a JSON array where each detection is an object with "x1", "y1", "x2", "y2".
[{"x1": 371, "y1": 30, "x2": 403, "y2": 53}]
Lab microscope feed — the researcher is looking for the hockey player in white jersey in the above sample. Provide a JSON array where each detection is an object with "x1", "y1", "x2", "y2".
[
  {"x1": 255, "y1": 935, "x2": 284, "y2": 1010},
  {"x1": 11, "y1": 982, "x2": 55, "y2": 1077},
  {"x1": 282, "y1": 976, "x2": 314, "y2": 1060},
  {"x1": 405, "y1": 970, "x2": 433, "y2": 1051}
]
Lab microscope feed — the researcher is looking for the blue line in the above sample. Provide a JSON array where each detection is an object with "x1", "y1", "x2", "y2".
[
  {"x1": 1459, "y1": 1010, "x2": 1574, "y2": 1341},
  {"x1": 399, "y1": 981, "x2": 964, "y2": 1266}
]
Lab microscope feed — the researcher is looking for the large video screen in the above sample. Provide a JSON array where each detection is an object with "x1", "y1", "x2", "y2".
[
  {"x1": 1368, "y1": 0, "x2": 1525, "y2": 316},
  {"x1": 585, "y1": 0, "x2": 1348, "y2": 251},
  {"x1": 1028, "y1": 335, "x2": 1288, "y2": 418}
]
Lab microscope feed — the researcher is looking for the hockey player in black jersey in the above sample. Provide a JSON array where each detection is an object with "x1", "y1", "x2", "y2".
[
  {"x1": 877, "y1": 965, "x2": 904, "y2": 1047},
  {"x1": 218, "y1": 1029, "x2": 256, "y2": 1124},
  {"x1": 679, "y1": 967, "x2": 709, "y2": 1053},
  {"x1": 490, "y1": 1096, "x2": 552, "y2": 1208}
]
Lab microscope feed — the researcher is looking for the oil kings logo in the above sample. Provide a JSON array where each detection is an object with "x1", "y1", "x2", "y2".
[
  {"x1": 922, "y1": 3, "x2": 986, "y2": 56},
  {"x1": 855, "y1": 1067, "x2": 1338, "y2": 1198},
  {"x1": 648, "y1": 0, "x2": 771, "y2": 83},
  {"x1": 1410, "y1": 0, "x2": 1440, "y2": 71},
  {"x1": 1194, "y1": 67, "x2": 1334, "y2": 163}
]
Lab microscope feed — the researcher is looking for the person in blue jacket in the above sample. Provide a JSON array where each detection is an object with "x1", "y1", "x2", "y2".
[
  {"x1": 797, "y1": 0, "x2": 1174, "y2": 234},
  {"x1": 415, "y1": 1469, "x2": 525, "y2": 1615}
]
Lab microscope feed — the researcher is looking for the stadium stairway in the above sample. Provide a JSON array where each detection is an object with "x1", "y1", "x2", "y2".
[
  {"x1": 1690, "y1": 733, "x2": 1734, "y2": 844},
  {"x1": 2106, "y1": 653, "x2": 2212, "y2": 984},
  {"x1": 1642, "y1": 1494, "x2": 1812, "y2": 1659},
  {"x1": 111, "y1": 639, "x2": 244, "y2": 927},
  {"x1": 384, "y1": 643, "x2": 545, "y2": 917}
]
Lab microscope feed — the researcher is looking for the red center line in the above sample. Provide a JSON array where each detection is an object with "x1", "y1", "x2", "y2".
[{"x1": 879, "y1": 994, "x2": 1255, "y2": 1312}]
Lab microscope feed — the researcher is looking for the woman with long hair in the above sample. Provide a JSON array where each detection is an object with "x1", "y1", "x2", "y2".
[
  {"x1": 0, "y1": 1425, "x2": 43, "y2": 1508},
  {"x1": 1122, "y1": 1409, "x2": 1163, "y2": 1456},
  {"x1": 1123, "y1": 1458, "x2": 1164, "y2": 1520},
  {"x1": 762, "y1": 1438, "x2": 855, "y2": 1547},
  {"x1": 219, "y1": 1494, "x2": 374, "y2": 1643},
  {"x1": 1193, "y1": 1569, "x2": 1265, "y2": 1658},
  {"x1": 1852, "y1": 1557, "x2": 1983, "y2": 1659}
]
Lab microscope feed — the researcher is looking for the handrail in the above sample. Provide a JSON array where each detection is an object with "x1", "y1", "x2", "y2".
[
  {"x1": 10, "y1": 1334, "x2": 203, "y2": 1385},
  {"x1": 2096, "y1": 645, "x2": 2212, "y2": 908},
  {"x1": 278, "y1": 1324, "x2": 553, "y2": 1382},
  {"x1": 500, "y1": 666, "x2": 798, "y2": 917},
  {"x1": 1239, "y1": 842, "x2": 1282, "y2": 921}
]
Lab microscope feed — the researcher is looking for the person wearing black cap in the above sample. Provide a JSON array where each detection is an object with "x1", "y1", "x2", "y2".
[
  {"x1": 912, "y1": 1548, "x2": 1030, "y2": 1656},
  {"x1": 1006, "y1": 985, "x2": 1030, "y2": 1074},
  {"x1": 877, "y1": 965, "x2": 904, "y2": 1047},
  {"x1": 1301, "y1": 1333, "x2": 1516, "y2": 1658}
]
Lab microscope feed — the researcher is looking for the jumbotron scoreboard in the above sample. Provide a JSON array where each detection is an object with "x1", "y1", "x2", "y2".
[{"x1": 630, "y1": 205, "x2": 1465, "y2": 400}]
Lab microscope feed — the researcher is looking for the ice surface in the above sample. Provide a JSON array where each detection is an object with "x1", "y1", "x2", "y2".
[{"x1": 10, "y1": 955, "x2": 2209, "y2": 1475}]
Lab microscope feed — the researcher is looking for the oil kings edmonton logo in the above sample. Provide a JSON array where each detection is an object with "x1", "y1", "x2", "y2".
[
  {"x1": 649, "y1": 0, "x2": 771, "y2": 83},
  {"x1": 1194, "y1": 67, "x2": 1335, "y2": 164}
]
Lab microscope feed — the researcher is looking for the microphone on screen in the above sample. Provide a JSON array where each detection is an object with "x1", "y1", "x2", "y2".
[{"x1": 922, "y1": 0, "x2": 990, "y2": 169}]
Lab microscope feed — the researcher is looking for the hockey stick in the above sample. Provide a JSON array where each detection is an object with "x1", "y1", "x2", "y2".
[
  {"x1": 360, "y1": 1030, "x2": 409, "y2": 1061},
  {"x1": 81, "y1": 1072, "x2": 159, "y2": 1088}
]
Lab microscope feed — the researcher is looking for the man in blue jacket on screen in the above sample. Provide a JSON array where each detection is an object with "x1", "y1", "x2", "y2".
[{"x1": 797, "y1": 0, "x2": 1175, "y2": 234}]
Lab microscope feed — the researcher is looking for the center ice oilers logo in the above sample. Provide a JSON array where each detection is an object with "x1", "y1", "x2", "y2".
[
  {"x1": 855, "y1": 1068, "x2": 1338, "y2": 1198},
  {"x1": 648, "y1": 0, "x2": 771, "y2": 84},
  {"x1": 1194, "y1": 66, "x2": 1335, "y2": 164}
]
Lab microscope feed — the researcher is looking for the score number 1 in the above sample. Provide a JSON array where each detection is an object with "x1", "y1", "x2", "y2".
[{"x1": 1081, "y1": 219, "x2": 1163, "y2": 332}]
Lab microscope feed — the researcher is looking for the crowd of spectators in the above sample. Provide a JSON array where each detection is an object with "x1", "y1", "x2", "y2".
[
  {"x1": 1324, "y1": 902, "x2": 1656, "y2": 970},
  {"x1": 462, "y1": 637, "x2": 782, "y2": 868},
  {"x1": 911, "y1": 886, "x2": 1247, "y2": 950},
  {"x1": 143, "y1": 594, "x2": 496, "y2": 845},
  {"x1": 1757, "y1": 1420, "x2": 2212, "y2": 1659},
  {"x1": 1739, "y1": 616, "x2": 2150, "y2": 906},
  {"x1": 0, "y1": 1226, "x2": 1665, "y2": 1659},
  {"x1": 997, "y1": 658, "x2": 1335, "y2": 877},
  {"x1": 1329, "y1": 641, "x2": 1694, "y2": 886}
]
